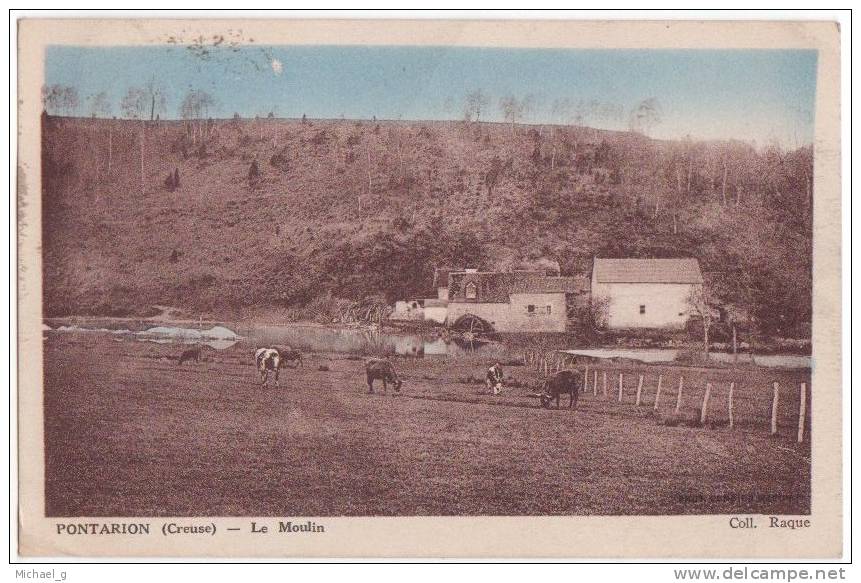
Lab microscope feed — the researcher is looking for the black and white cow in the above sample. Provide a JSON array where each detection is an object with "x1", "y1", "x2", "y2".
[{"x1": 254, "y1": 347, "x2": 282, "y2": 387}]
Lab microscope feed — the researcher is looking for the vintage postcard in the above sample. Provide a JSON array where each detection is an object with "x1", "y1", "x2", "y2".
[{"x1": 15, "y1": 17, "x2": 843, "y2": 558}]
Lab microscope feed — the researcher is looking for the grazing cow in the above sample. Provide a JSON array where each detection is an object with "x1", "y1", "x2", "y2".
[
  {"x1": 486, "y1": 361, "x2": 504, "y2": 395},
  {"x1": 254, "y1": 347, "x2": 282, "y2": 387},
  {"x1": 540, "y1": 370, "x2": 581, "y2": 409},
  {"x1": 365, "y1": 358, "x2": 402, "y2": 394},
  {"x1": 274, "y1": 345, "x2": 304, "y2": 368},
  {"x1": 178, "y1": 347, "x2": 201, "y2": 365}
]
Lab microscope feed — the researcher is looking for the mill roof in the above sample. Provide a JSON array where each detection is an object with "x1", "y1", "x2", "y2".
[
  {"x1": 593, "y1": 258, "x2": 703, "y2": 284},
  {"x1": 449, "y1": 271, "x2": 587, "y2": 302}
]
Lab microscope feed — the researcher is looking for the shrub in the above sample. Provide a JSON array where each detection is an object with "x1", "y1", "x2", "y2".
[
  {"x1": 248, "y1": 160, "x2": 260, "y2": 182},
  {"x1": 311, "y1": 130, "x2": 329, "y2": 145}
]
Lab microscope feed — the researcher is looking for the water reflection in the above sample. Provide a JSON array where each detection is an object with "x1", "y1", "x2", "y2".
[
  {"x1": 563, "y1": 348, "x2": 810, "y2": 369},
  {"x1": 46, "y1": 321, "x2": 810, "y2": 367},
  {"x1": 238, "y1": 325, "x2": 496, "y2": 357},
  {"x1": 137, "y1": 337, "x2": 239, "y2": 350}
]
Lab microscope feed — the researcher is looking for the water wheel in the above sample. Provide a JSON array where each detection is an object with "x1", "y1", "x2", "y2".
[{"x1": 452, "y1": 314, "x2": 492, "y2": 334}]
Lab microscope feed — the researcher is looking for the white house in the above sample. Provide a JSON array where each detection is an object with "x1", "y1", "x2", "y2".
[{"x1": 591, "y1": 258, "x2": 704, "y2": 329}]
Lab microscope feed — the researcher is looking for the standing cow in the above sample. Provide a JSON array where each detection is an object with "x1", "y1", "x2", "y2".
[
  {"x1": 178, "y1": 346, "x2": 201, "y2": 365},
  {"x1": 365, "y1": 358, "x2": 402, "y2": 394},
  {"x1": 254, "y1": 347, "x2": 282, "y2": 387},
  {"x1": 540, "y1": 369, "x2": 581, "y2": 409},
  {"x1": 486, "y1": 361, "x2": 504, "y2": 395},
  {"x1": 274, "y1": 345, "x2": 304, "y2": 368}
]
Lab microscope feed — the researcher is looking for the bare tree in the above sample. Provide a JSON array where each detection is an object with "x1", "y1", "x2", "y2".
[
  {"x1": 499, "y1": 94, "x2": 533, "y2": 135},
  {"x1": 686, "y1": 284, "x2": 718, "y2": 358},
  {"x1": 463, "y1": 89, "x2": 490, "y2": 124},
  {"x1": 143, "y1": 79, "x2": 167, "y2": 121},
  {"x1": 84, "y1": 92, "x2": 114, "y2": 185},
  {"x1": 86, "y1": 91, "x2": 112, "y2": 118},
  {"x1": 627, "y1": 97, "x2": 662, "y2": 136},
  {"x1": 549, "y1": 98, "x2": 574, "y2": 169},
  {"x1": 120, "y1": 87, "x2": 149, "y2": 119},
  {"x1": 179, "y1": 89, "x2": 216, "y2": 144},
  {"x1": 42, "y1": 84, "x2": 80, "y2": 116},
  {"x1": 121, "y1": 87, "x2": 151, "y2": 195}
]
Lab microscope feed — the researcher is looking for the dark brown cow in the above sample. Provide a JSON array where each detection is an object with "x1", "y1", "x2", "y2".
[
  {"x1": 274, "y1": 345, "x2": 304, "y2": 368},
  {"x1": 365, "y1": 358, "x2": 402, "y2": 394},
  {"x1": 178, "y1": 347, "x2": 201, "y2": 365},
  {"x1": 540, "y1": 370, "x2": 581, "y2": 409}
]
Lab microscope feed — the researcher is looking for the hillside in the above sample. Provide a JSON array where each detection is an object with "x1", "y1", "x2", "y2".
[{"x1": 40, "y1": 115, "x2": 813, "y2": 336}]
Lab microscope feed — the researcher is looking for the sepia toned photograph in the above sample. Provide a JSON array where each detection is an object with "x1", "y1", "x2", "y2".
[{"x1": 15, "y1": 16, "x2": 843, "y2": 558}]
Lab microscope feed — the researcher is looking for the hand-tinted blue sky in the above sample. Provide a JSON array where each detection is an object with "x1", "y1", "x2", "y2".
[{"x1": 45, "y1": 45, "x2": 817, "y2": 146}]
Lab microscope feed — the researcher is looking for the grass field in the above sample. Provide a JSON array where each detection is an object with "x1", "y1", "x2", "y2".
[{"x1": 44, "y1": 333, "x2": 811, "y2": 517}]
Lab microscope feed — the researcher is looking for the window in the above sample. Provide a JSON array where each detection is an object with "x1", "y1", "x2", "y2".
[
  {"x1": 465, "y1": 282, "x2": 477, "y2": 299},
  {"x1": 545, "y1": 305, "x2": 552, "y2": 314},
  {"x1": 639, "y1": 305, "x2": 646, "y2": 315},
  {"x1": 527, "y1": 304, "x2": 535, "y2": 313}
]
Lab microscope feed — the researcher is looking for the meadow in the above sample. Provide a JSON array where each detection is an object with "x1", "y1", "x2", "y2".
[{"x1": 44, "y1": 333, "x2": 811, "y2": 517}]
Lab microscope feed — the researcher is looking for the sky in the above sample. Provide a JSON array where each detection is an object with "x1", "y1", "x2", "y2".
[{"x1": 45, "y1": 45, "x2": 818, "y2": 146}]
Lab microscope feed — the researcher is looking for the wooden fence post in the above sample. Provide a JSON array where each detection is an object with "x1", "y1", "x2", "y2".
[
  {"x1": 675, "y1": 377, "x2": 684, "y2": 413},
  {"x1": 700, "y1": 383, "x2": 712, "y2": 425},
  {"x1": 635, "y1": 374, "x2": 644, "y2": 406},
  {"x1": 584, "y1": 365, "x2": 590, "y2": 393},
  {"x1": 797, "y1": 382, "x2": 807, "y2": 443},
  {"x1": 653, "y1": 375, "x2": 663, "y2": 410},
  {"x1": 617, "y1": 373, "x2": 624, "y2": 402},
  {"x1": 603, "y1": 371, "x2": 608, "y2": 398},
  {"x1": 593, "y1": 370, "x2": 598, "y2": 397},
  {"x1": 556, "y1": 358, "x2": 561, "y2": 374},
  {"x1": 771, "y1": 382, "x2": 780, "y2": 435},
  {"x1": 728, "y1": 382, "x2": 735, "y2": 429}
]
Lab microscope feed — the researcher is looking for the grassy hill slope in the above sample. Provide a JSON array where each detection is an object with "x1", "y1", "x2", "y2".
[{"x1": 41, "y1": 115, "x2": 813, "y2": 335}]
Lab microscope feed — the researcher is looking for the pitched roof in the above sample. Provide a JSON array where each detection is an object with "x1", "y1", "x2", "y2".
[
  {"x1": 509, "y1": 275, "x2": 589, "y2": 294},
  {"x1": 449, "y1": 272, "x2": 512, "y2": 303},
  {"x1": 449, "y1": 271, "x2": 588, "y2": 302},
  {"x1": 433, "y1": 267, "x2": 465, "y2": 288},
  {"x1": 593, "y1": 258, "x2": 703, "y2": 284}
]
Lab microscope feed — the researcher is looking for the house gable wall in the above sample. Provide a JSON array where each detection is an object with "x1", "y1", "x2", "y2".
[
  {"x1": 507, "y1": 293, "x2": 568, "y2": 332},
  {"x1": 595, "y1": 282, "x2": 699, "y2": 329}
]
